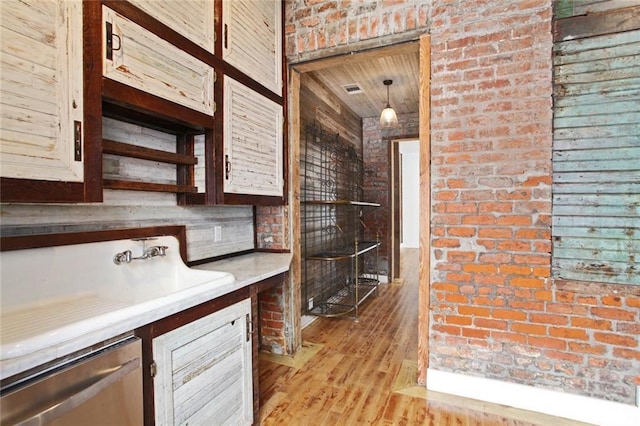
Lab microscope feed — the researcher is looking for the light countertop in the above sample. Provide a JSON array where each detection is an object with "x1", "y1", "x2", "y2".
[{"x1": 0, "y1": 251, "x2": 292, "y2": 381}]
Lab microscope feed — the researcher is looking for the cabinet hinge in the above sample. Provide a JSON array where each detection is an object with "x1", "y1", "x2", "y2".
[
  {"x1": 73, "y1": 121, "x2": 82, "y2": 161},
  {"x1": 150, "y1": 361, "x2": 157, "y2": 378},
  {"x1": 246, "y1": 314, "x2": 253, "y2": 342}
]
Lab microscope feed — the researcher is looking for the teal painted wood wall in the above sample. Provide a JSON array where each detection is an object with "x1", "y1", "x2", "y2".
[{"x1": 552, "y1": 6, "x2": 640, "y2": 285}]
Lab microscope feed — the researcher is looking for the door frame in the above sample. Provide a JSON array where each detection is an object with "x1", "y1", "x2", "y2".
[{"x1": 288, "y1": 35, "x2": 431, "y2": 384}]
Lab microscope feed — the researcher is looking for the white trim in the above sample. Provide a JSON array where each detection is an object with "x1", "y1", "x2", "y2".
[{"x1": 426, "y1": 368, "x2": 640, "y2": 426}]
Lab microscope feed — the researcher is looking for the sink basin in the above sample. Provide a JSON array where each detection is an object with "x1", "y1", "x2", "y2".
[{"x1": 0, "y1": 235, "x2": 235, "y2": 363}]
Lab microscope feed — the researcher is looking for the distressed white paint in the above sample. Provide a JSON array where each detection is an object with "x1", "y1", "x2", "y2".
[
  {"x1": 153, "y1": 299, "x2": 253, "y2": 426},
  {"x1": 224, "y1": 77, "x2": 283, "y2": 197},
  {"x1": 553, "y1": 26, "x2": 640, "y2": 285},
  {"x1": 0, "y1": 0, "x2": 83, "y2": 182},
  {"x1": 128, "y1": 0, "x2": 214, "y2": 52},
  {"x1": 223, "y1": 0, "x2": 282, "y2": 95},
  {"x1": 102, "y1": 6, "x2": 214, "y2": 115}
]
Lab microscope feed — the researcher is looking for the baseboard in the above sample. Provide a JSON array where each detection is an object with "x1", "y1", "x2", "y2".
[
  {"x1": 300, "y1": 315, "x2": 318, "y2": 329},
  {"x1": 426, "y1": 368, "x2": 640, "y2": 426}
]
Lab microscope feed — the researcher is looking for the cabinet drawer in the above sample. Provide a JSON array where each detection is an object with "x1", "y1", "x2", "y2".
[{"x1": 102, "y1": 6, "x2": 214, "y2": 116}]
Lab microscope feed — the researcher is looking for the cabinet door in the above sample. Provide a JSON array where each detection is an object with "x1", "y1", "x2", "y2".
[
  {"x1": 153, "y1": 299, "x2": 253, "y2": 426},
  {"x1": 102, "y1": 6, "x2": 215, "y2": 116},
  {"x1": 0, "y1": 0, "x2": 83, "y2": 183},
  {"x1": 224, "y1": 78, "x2": 283, "y2": 197},
  {"x1": 222, "y1": 0, "x2": 282, "y2": 95},
  {"x1": 127, "y1": 0, "x2": 214, "y2": 52}
]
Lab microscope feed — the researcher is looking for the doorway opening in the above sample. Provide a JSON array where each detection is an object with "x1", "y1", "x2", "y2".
[{"x1": 287, "y1": 35, "x2": 431, "y2": 383}]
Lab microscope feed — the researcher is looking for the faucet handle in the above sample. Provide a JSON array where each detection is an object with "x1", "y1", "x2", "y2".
[
  {"x1": 113, "y1": 250, "x2": 132, "y2": 265},
  {"x1": 156, "y1": 246, "x2": 168, "y2": 256}
]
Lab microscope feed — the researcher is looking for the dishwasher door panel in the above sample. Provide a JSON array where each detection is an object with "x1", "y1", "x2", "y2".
[{"x1": 1, "y1": 338, "x2": 143, "y2": 426}]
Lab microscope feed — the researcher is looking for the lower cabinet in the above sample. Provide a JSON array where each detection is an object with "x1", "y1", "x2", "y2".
[{"x1": 149, "y1": 298, "x2": 253, "y2": 425}]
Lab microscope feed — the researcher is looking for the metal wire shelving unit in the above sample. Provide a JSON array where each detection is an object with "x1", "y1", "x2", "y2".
[{"x1": 302, "y1": 123, "x2": 380, "y2": 319}]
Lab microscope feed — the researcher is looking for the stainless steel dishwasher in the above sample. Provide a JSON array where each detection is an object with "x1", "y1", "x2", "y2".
[{"x1": 1, "y1": 336, "x2": 143, "y2": 425}]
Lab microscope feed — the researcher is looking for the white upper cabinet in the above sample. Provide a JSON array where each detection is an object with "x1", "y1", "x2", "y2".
[
  {"x1": 127, "y1": 0, "x2": 215, "y2": 52},
  {"x1": 0, "y1": 0, "x2": 83, "y2": 182},
  {"x1": 153, "y1": 299, "x2": 253, "y2": 426},
  {"x1": 102, "y1": 6, "x2": 215, "y2": 116},
  {"x1": 224, "y1": 77, "x2": 283, "y2": 197},
  {"x1": 222, "y1": 0, "x2": 282, "y2": 95}
]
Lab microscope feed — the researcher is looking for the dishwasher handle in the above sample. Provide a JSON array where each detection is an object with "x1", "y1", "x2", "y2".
[{"x1": 16, "y1": 357, "x2": 141, "y2": 426}]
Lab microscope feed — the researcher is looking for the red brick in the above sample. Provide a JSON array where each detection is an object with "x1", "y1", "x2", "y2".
[
  {"x1": 461, "y1": 327, "x2": 490, "y2": 339},
  {"x1": 571, "y1": 317, "x2": 612, "y2": 331},
  {"x1": 568, "y1": 342, "x2": 607, "y2": 355},
  {"x1": 447, "y1": 250, "x2": 476, "y2": 261},
  {"x1": 530, "y1": 313, "x2": 568, "y2": 325},
  {"x1": 496, "y1": 216, "x2": 533, "y2": 226},
  {"x1": 492, "y1": 331, "x2": 527, "y2": 344},
  {"x1": 612, "y1": 348, "x2": 640, "y2": 361},
  {"x1": 602, "y1": 296, "x2": 622, "y2": 306},
  {"x1": 446, "y1": 315, "x2": 472, "y2": 325},
  {"x1": 445, "y1": 293, "x2": 468, "y2": 303},
  {"x1": 500, "y1": 264, "x2": 531, "y2": 275},
  {"x1": 462, "y1": 215, "x2": 496, "y2": 225},
  {"x1": 529, "y1": 336, "x2": 567, "y2": 350},
  {"x1": 474, "y1": 318, "x2": 508, "y2": 330},
  {"x1": 433, "y1": 238, "x2": 461, "y2": 248},
  {"x1": 591, "y1": 307, "x2": 636, "y2": 321},
  {"x1": 549, "y1": 327, "x2": 588, "y2": 340},
  {"x1": 463, "y1": 263, "x2": 498, "y2": 274},
  {"x1": 458, "y1": 305, "x2": 491, "y2": 317},
  {"x1": 512, "y1": 322, "x2": 546, "y2": 335},
  {"x1": 594, "y1": 332, "x2": 637, "y2": 347},
  {"x1": 447, "y1": 272, "x2": 472, "y2": 282},
  {"x1": 510, "y1": 277, "x2": 545, "y2": 288},
  {"x1": 544, "y1": 350, "x2": 583, "y2": 364},
  {"x1": 478, "y1": 228, "x2": 513, "y2": 239},
  {"x1": 472, "y1": 296, "x2": 506, "y2": 306},
  {"x1": 493, "y1": 309, "x2": 527, "y2": 321}
]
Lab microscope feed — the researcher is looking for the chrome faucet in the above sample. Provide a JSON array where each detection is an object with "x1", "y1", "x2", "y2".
[{"x1": 113, "y1": 238, "x2": 169, "y2": 265}]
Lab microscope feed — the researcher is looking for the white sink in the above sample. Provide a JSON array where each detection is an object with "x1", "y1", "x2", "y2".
[{"x1": 0, "y1": 235, "x2": 235, "y2": 363}]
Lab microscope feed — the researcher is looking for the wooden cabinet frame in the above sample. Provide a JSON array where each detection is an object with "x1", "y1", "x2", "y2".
[{"x1": 1, "y1": 0, "x2": 287, "y2": 205}]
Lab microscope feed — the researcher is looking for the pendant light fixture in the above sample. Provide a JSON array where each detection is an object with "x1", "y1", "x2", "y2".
[{"x1": 379, "y1": 79, "x2": 398, "y2": 128}]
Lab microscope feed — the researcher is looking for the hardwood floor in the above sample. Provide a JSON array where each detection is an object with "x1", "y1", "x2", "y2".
[{"x1": 258, "y1": 249, "x2": 590, "y2": 425}]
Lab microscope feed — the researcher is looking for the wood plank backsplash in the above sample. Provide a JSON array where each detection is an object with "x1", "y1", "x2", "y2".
[{"x1": 0, "y1": 118, "x2": 254, "y2": 262}]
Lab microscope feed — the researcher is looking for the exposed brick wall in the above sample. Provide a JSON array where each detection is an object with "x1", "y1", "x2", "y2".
[
  {"x1": 258, "y1": 284, "x2": 287, "y2": 354},
  {"x1": 255, "y1": 205, "x2": 290, "y2": 250},
  {"x1": 428, "y1": 0, "x2": 639, "y2": 405},
  {"x1": 362, "y1": 113, "x2": 419, "y2": 274},
  {"x1": 285, "y1": 0, "x2": 430, "y2": 58},
  {"x1": 286, "y1": 0, "x2": 640, "y2": 406},
  {"x1": 255, "y1": 205, "x2": 289, "y2": 355}
]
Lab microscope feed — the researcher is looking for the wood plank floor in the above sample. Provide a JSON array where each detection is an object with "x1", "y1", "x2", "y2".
[{"x1": 258, "y1": 249, "x2": 590, "y2": 425}]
